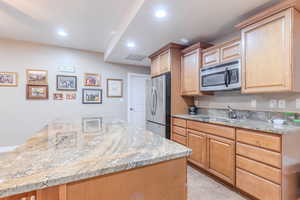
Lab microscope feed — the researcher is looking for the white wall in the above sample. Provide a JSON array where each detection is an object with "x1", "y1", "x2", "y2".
[{"x1": 0, "y1": 39, "x2": 150, "y2": 146}]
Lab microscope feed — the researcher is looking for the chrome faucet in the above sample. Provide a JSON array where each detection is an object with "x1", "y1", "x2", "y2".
[{"x1": 227, "y1": 106, "x2": 238, "y2": 119}]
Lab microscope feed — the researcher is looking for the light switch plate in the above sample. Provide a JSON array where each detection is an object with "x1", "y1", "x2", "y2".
[
  {"x1": 269, "y1": 99, "x2": 277, "y2": 108},
  {"x1": 278, "y1": 100, "x2": 286, "y2": 109},
  {"x1": 251, "y1": 99, "x2": 257, "y2": 108},
  {"x1": 296, "y1": 99, "x2": 300, "y2": 109}
]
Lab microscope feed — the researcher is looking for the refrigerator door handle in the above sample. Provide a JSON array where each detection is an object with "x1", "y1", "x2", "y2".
[
  {"x1": 151, "y1": 87, "x2": 155, "y2": 115},
  {"x1": 154, "y1": 88, "x2": 158, "y2": 115}
]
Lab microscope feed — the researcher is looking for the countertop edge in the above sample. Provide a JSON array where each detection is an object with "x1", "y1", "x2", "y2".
[
  {"x1": 172, "y1": 114, "x2": 300, "y2": 135},
  {"x1": 0, "y1": 150, "x2": 191, "y2": 198}
]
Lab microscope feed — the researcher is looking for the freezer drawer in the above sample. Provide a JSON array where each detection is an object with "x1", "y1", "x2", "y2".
[{"x1": 146, "y1": 121, "x2": 166, "y2": 138}]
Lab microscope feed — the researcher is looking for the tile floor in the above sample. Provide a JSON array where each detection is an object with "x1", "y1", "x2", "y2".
[{"x1": 187, "y1": 166, "x2": 247, "y2": 200}]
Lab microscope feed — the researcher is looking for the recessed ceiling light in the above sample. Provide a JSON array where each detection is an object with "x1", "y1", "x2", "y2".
[
  {"x1": 57, "y1": 29, "x2": 68, "y2": 37},
  {"x1": 127, "y1": 42, "x2": 135, "y2": 48},
  {"x1": 180, "y1": 38, "x2": 189, "y2": 44},
  {"x1": 155, "y1": 9, "x2": 167, "y2": 18}
]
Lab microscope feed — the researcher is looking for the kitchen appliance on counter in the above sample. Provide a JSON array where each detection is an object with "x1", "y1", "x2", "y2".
[
  {"x1": 200, "y1": 60, "x2": 241, "y2": 91},
  {"x1": 146, "y1": 73, "x2": 171, "y2": 139},
  {"x1": 188, "y1": 106, "x2": 198, "y2": 115}
]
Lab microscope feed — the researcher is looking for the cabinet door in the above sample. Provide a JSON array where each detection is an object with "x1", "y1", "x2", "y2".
[
  {"x1": 202, "y1": 48, "x2": 220, "y2": 67},
  {"x1": 181, "y1": 49, "x2": 200, "y2": 95},
  {"x1": 187, "y1": 130, "x2": 207, "y2": 169},
  {"x1": 151, "y1": 56, "x2": 159, "y2": 77},
  {"x1": 241, "y1": 9, "x2": 292, "y2": 93},
  {"x1": 207, "y1": 135, "x2": 235, "y2": 185},
  {"x1": 220, "y1": 40, "x2": 241, "y2": 63},
  {"x1": 159, "y1": 50, "x2": 170, "y2": 74}
]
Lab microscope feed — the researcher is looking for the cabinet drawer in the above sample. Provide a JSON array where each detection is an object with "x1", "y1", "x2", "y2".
[
  {"x1": 172, "y1": 133, "x2": 187, "y2": 146},
  {"x1": 172, "y1": 118, "x2": 187, "y2": 128},
  {"x1": 237, "y1": 143, "x2": 281, "y2": 168},
  {"x1": 173, "y1": 126, "x2": 186, "y2": 136},
  {"x1": 187, "y1": 120, "x2": 235, "y2": 140},
  {"x1": 236, "y1": 156, "x2": 281, "y2": 184},
  {"x1": 236, "y1": 168, "x2": 281, "y2": 200},
  {"x1": 237, "y1": 129, "x2": 281, "y2": 152}
]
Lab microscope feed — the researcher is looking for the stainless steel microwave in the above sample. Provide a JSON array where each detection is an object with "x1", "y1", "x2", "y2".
[{"x1": 200, "y1": 60, "x2": 241, "y2": 91}]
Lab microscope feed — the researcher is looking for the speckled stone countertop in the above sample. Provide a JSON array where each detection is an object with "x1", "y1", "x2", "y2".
[
  {"x1": 173, "y1": 114, "x2": 300, "y2": 135},
  {"x1": 0, "y1": 117, "x2": 191, "y2": 198}
]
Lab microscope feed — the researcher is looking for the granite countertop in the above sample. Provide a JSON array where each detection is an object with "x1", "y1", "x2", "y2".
[
  {"x1": 0, "y1": 117, "x2": 191, "y2": 198},
  {"x1": 173, "y1": 114, "x2": 300, "y2": 135}
]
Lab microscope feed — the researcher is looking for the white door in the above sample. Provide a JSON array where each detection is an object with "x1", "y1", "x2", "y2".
[{"x1": 128, "y1": 73, "x2": 150, "y2": 127}]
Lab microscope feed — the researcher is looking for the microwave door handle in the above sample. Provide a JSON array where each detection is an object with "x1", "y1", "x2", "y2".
[{"x1": 224, "y1": 68, "x2": 228, "y2": 87}]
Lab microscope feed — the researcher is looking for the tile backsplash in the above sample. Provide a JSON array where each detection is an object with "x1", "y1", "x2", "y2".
[{"x1": 194, "y1": 90, "x2": 300, "y2": 113}]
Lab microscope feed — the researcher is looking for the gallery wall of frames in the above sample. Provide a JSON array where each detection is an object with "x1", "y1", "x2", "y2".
[
  {"x1": 0, "y1": 39, "x2": 149, "y2": 146},
  {"x1": 0, "y1": 70, "x2": 124, "y2": 104}
]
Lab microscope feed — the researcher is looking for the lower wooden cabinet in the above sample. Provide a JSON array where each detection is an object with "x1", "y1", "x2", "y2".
[
  {"x1": 236, "y1": 168, "x2": 281, "y2": 200},
  {"x1": 187, "y1": 129, "x2": 207, "y2": 169},
  {"x1": 207, "y1": 135, "x2": 235, "y2": 185}
]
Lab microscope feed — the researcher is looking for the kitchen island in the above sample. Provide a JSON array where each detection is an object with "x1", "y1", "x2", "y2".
[{"x1": 0, "y1": 117, "x2": 191, "y2": 200}]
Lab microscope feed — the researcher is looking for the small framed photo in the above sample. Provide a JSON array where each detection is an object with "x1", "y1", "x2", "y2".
[
  {"x1": 84, "y1": 73, "x2": 100, "y2": 87},
  {"x1": 27, "y1": 85, "x2": 49, "y2": 100},
  {"x1": 82, "y1": 117, "x2": 102, "y2": 133},
  {"x1": 56, "y1": 75, "x2": 77, "y2": 91},
  {"x1": 66, "y1": 93, "x2": 76, "y2": 100},
  {"x1": 53, "y1": 93, "x2": 64, "y2": 100},
  {"x1": 82, "y1": 89, "x2": 102, "y2": 104},
  {"x1": 0, "y1": 72, "x2": 18, "y2": 87},
  {"x1": 107, "y1": 79, "x2": 123, "y2": 98},
  {"x1": 26, "y1": 69, "x2": 48, "y2": 85}
]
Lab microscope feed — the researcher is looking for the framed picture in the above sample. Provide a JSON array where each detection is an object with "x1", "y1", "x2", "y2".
[
  {"x1": 66, "y1": 93, "x2": 76, "y2": 100},
  {"x1": 107, "y1": 79, "x2": 123, "y2": 98},
  {"x1": 0, "y1": 72, "x2": 18, "y2": 87},
  {"x1": 26, "y1": 85, "x2": 48, "y2": 100},
  {"x1": 82, "y1": 89, "x2": 102, "y2": 104},
  {"x1": 84, "y1": 73, "x2": 100, "y2": 87},
  {"x1": 82, "y1": 117, "x2": 102, "y2": 133},
  {"x1": 53, "y1": 93, "x2": 64, "y2": 100},
  {"x1": 26, "y1": 69, "x2": 48, "y2": 85},
  {"x1": 56, "y1": 75, "x2": 77, "y2": 91}
]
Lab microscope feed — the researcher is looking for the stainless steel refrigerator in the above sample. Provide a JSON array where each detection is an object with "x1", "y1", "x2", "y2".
[{"x1": 146, "y1": 73, "x2": 171, "y2": 139}]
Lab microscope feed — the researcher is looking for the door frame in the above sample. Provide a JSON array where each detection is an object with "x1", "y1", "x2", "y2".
[{"x1": 127, "y1": 73, "x2": 150, "y2": 123}]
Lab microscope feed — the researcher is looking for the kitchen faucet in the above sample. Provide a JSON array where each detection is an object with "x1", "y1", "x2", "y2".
[{"x1": 227, "y1": 106, "x2": 238, "y2": 119}]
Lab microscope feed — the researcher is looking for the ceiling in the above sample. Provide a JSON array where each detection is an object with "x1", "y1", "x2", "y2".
[{"x1": 0, "y1": 0, "x2": 280, "y2": 66}]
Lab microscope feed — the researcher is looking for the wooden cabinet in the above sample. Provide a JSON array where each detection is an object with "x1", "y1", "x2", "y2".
[
  {"x1": 150, "y1": 56, "x2": 160, "y2": 77},
  {"x1": 159, "y1": 50, "x2": 170, "y2": 74},
  {"x1": 220, "y1": 40, "x2": 241, "y2": 63},
  {"x1": 202, "y1": 38, "x2": 241, "y2": 68},
  {"x1": 202, "y1": 48, "x2": 220, "y2": 67},
  {"x1": 187, "y1": 129, "x2": 207, "y2": 168},
  {"x1": 181, "y1": 42, "x2": 212, "y2": 96},
  {"x1": 237, "y1": 7, "x2": 300, "y2": 93},
  {"x1": 207, "y1": 135, "x2": 235, "y2": 185},
  {"x1": 185, "y1": 119, "x2": 235, "y2": 185},
  {"x1": 149, "y1": 43, "x2": 183, "y2": 77},
  {"x1": 172, "y1": 118, "x2": 187, "y2": 146},
  {"x1": 236, "y1": 128, "x2": 282, "y2": 200}
]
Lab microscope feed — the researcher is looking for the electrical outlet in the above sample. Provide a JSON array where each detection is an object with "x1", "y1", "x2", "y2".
[
  {"x1": 278, "y1": 100, "x2": 286, "y2": 109},
  {"x1": 251, "y1": 99, "x2": 257, "y2": 108},
  {"x1": 269, "y1": 99, "x2": 277, "y2": 108},
  {"x1": 296, "y1": 99, "x2": 300, "y2": 109}
]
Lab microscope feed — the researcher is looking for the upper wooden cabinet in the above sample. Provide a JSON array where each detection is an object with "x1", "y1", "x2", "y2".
[
  {"x1": 236, "y1": 3, "x2": 300, "y2": 93},
  {"x1": 202, "y1": 38, "x2": 241, "y2": 68},
  {"x1": 181, "y1": 42, "x2": 212, "y2": 96},
  {"x1": 151, "y1": 56, "x2": 160, "y2": 77},
  {"x1": 149, "y1": 43, "x2": 183, "y2": 77}
]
